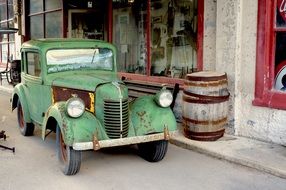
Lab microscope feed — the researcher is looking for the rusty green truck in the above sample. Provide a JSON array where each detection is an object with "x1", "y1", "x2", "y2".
[{"x1": 11, "y1": 39, "x2": 177, "y2": 175}]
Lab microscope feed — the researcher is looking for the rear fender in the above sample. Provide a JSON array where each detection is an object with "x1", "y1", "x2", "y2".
[{"x1": 11, "y1": 83, "x2": 32, "y2": 123}]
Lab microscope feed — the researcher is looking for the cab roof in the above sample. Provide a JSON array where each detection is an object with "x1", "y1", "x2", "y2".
[{"x1": 21, "y1": 38, "x2": 116, "y2": 52}]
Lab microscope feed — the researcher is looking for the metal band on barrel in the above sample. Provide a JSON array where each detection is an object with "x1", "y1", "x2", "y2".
[
  {"x1": 182, "y1": 91, "x2": 230, "y2": 104},
  {"x1": 182, "y1": 116, "x2": 227, "y2": 125}
]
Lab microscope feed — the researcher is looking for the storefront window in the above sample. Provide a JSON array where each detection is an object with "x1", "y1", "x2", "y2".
[
  {"x1": 274, "y1": 1, "x2": 286, "y2": 91},
  {"x1": 45, "y1": 12, "x2": 62, "y2": 38},
  {"x1": 0, "y1": 0, "x2": 15, "y2": 64},
  {"x1": 150, "y1": 0, "x2": 197, "y2": 78},
  {"x1": 0, "y1": 35, "x2": 8, "y2": 62},
  {"x1": 112, "y1": 0, "x2": 148, "y2": 74},
  {"x1": 8, "y1": 41, "x2": 15, "y2": 60},
  {"x1": 45, "y1": 0, "x2": 61, "y2": 10},
  {"x1": 70, "y1": 11, "x2": 104, "y2": 40},
  {"x1": 0, "y1": 0, "x2": 7, "y2": 21},
  {"x1": 112, "y1": 0, "x2": 199, "y2": 79},
  {"x1": 7, "y1": 0, "x2": 13, "y2": 19},
  {"x1": 29, "y1": 0, "x2": 43, "y2": 14},
  {"x1": 27, "y1": 0, "x2": 62, "y2": 39},
  {"x1": 30, "y1": 15, "x2": 44, "y2": 39},
  {"x1": 276, "y1": 0, "x2": 286, "y2": 27},
  {"x1": 274, "y1": 33, "x2": 286, "y2": 91},
  {"x1": 254, "y1": 0, "x2": 286, "y2": 109},
  {"x1": 0, "y1": 33, "x2": 13, "y2": 64}
]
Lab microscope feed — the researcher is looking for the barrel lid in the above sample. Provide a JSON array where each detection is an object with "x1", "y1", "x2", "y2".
[{"x1": 186, "y1": 71, "x2": 227, "y2": 81}]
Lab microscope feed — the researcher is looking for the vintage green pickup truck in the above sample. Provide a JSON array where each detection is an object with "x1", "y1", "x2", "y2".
[{"x1": 11, "y1": 39, "x2": 177, "y2": 175}]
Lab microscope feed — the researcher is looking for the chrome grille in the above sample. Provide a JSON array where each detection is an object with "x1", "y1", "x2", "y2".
[{"x1": 104, "y1": 99, "x2": 129, "y2": 139}]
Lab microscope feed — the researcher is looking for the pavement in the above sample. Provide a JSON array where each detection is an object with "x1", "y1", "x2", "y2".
[{"x1": 1, "y1": 80, "x2": 286, "y2": 179}]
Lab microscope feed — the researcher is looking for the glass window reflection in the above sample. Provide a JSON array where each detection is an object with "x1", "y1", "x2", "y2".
[
  {"x1": 151, "y1": 0, "x2": 198, "y2": 78},
  {"x1": 30, "y1": 15, "x2": 44, "y2": 39},
  {"x1": 29, "y1": 0, "x2": 43, "y2": 14},
  {"x1": 112, "y1": 0, "x2": 148, "y2": 74},
  {"x1": 45, "y1": 12, "x2": 62, "y2": 38},
  {"x1": 274, "y1": 33, "x2": 286, "y2": 91}
]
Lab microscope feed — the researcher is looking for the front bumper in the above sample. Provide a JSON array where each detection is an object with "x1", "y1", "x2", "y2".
[{"x1": 73, "y1": 129, "x2": 177, "y2": 151}]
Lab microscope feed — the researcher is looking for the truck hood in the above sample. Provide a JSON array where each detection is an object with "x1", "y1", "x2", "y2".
[{"x1": 51, "y1": 73, "x2": 121, "y2": 91}]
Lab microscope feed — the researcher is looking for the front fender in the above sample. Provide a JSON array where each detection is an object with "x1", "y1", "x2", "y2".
[
  {"x1": 130, "y1": 96, "x2": 177, "y2": 136},
  {"x1": 11, "y1": 83, "x2": 32, "y2": 123},
  {"x1": 42, "y1": 102, "x2": 107, "y2": 146}
]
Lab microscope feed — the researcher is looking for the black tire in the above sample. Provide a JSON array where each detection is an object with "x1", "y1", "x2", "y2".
[
  {"x1": 56, "y1": 126, "x2": 81, "y2": 175},
  {"x1": 138, "y1": 140, "x2": 169, "y2": 162},
  {"x1": 17, "y1": 100, "x2": 34, "y2": 136}
]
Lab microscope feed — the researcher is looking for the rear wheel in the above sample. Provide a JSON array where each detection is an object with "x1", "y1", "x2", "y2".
[
  {"x1": 56, "y1": 126, "x2": 81, "y2": 175},
  {"x1": 138, "y1": 140, "x2": 169, "y2": 162},
  {"x1": 17, "y1": 100, "x2": 34, "y2": 136}
]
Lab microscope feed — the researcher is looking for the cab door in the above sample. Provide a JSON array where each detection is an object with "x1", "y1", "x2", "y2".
[{"x1": 21, "y1": 50, "x2": 49, "y2": 125}]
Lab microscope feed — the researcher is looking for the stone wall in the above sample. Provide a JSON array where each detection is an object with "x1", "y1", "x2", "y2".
[
  {"x1": 237, "y1": 0, "x2": 286, "y2": 145},
  {"x1": 208, "y1": 0, "x2": 286, "y2": 145},
  {"x1": 215, "y1": 0, "x2": 241, "y2": 134},
  {"x1": 203, "y1": 0, "x2": 217, "y2": 71}
]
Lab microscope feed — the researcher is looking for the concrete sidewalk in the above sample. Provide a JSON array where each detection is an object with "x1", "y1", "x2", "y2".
[
  {"x1": 171, "y1": 126, "x2": 286, "y2": 179},
  {"x1": 1, "y1": 81, "x2": 286, "y2": 179}
]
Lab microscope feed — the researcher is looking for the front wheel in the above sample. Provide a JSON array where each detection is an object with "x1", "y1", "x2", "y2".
[
  {"x1": 56, "y1": 126, "x2": 81, "y2": 175},
  {"x1": 138, "y1": 140, "x2": 169, "y2": 162},
  {"x1": 17, "y1": 100, "x2": 34, "y2": 136}
]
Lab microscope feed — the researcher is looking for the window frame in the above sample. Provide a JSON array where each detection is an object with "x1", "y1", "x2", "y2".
[
  {"x1": 0, "y1": 0, "x2": 14, "y2": 64},
  {"x1": 25, "y1": 0, "x2": 63, "y2": 40},
  {"x1": 253, "y1": 0, "x2": 286, "y2": 109}
]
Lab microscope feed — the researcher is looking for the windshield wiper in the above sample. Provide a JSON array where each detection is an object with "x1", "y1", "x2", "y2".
[{"x1": 90, "y1": 47, "x2": 99, "y2": 64}]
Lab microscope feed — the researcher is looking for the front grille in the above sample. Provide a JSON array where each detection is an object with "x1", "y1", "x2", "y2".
[{"x1": 103, "y1": 99, "x2": 129, "y2": 139}]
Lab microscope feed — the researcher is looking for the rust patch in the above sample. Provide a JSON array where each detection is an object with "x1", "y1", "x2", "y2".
[
  {"x1": 136, "y1": 111, "x2": 146, "y2": 117},
  {"x1": 93, "y1": 134, "x2": 100, "y2": 150},
  {"x1": 52, "y1": 86, "x2": 95, "y2": 113},
  {"x1": 136, "y1": 111, "x2": 147, "y2": 123},
  {"x1": 62, "y1": 123, "x2": 67, "y2": 129},
  {"x1": 164, "y1": 127, "x2": 170, "y2": 140}
]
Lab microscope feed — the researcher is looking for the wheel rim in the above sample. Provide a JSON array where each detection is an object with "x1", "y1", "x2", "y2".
[
  {"x1": 59, "y1": 133, "x2": 68, "y2": 163},
  {"x1": 18, "y1": 104, "x2": 24, "y2": 129}
]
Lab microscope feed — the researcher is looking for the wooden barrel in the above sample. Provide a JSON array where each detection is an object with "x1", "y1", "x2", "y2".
[{"x1": 182, "y1": 71, "x2": 229, "y2": 141}]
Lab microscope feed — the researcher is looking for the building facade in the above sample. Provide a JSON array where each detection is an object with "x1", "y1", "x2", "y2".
[{"x1": 1, "y1": 0, "x2": 286, "y2": 145}]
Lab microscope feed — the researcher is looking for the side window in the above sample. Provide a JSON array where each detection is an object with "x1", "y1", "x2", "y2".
[{"x1": 26, "y1": 52, "x2": 41, "y2": 77}]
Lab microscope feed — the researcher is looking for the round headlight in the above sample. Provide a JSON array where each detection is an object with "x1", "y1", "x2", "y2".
[
  {"x1": 155, "y1": 89, "x2": 173, "y2": 108},
  {"x1": 66, "y1": 97, "x2": 85, "y2": 118}
]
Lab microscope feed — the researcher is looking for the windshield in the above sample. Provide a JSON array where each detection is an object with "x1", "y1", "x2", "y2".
[{"x1": 46, "y1": 48, "x2": 114, "y2": 73}]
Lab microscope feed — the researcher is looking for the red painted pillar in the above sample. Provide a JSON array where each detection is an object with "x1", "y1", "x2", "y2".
[{"x1": 108, "y1": 0, "x2": 113, "y2": 43}]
